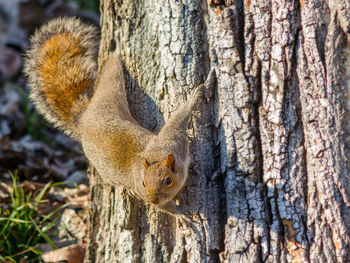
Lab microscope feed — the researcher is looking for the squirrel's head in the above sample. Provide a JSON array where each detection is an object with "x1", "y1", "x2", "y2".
[{"x1": 142, "y1": 153, "x2": 180, "y2": 206}]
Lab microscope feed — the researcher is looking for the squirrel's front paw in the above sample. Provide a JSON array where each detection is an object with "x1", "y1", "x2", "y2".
[{"x1": 189, "y1": 84, "x2": 205, "y2": 107}]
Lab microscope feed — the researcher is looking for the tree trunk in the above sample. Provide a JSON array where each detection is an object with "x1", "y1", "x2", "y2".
[{"x1": 85, "y1": 0, "x2": 350, "y2": 262}]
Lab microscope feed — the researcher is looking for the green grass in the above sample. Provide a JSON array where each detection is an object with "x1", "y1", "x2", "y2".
[{"x1": 0, "y1": 172, "x2": 68, "y2": 262}]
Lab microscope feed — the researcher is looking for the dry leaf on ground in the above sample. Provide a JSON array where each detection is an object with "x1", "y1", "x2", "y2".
[{"x1": 41, "y1": 244, "x2": 85, "y2": 263}]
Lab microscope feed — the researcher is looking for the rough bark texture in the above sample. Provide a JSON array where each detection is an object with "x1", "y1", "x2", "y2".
[{"x1": 86, "y1": 0, "x2": 350, "y2": 262}]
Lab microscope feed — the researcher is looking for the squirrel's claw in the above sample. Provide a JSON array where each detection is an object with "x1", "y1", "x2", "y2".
[
  {"x1": 205, "y1": 67, "x2": 217, "y2": 89},
  {"x1": 203, "y1": 67, "x2": 217, "y2": 102},
  {"x1": 189, "y1": 84, "x2": 205, "y2": 107}
]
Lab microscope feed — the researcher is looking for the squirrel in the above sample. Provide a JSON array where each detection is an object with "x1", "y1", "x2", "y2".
[{"x1": 24, "y1": 17, "x2": 215, "y2": 215}]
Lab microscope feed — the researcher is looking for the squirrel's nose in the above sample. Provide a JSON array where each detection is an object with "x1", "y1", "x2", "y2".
[{"x1": 150, "y1": 196, "x2": 159, "y2": 205}]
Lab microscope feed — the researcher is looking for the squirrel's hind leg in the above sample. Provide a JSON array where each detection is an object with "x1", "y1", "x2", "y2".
[
  {"x1": 159, "y1": 84, "x2": 205, "y2": 135},
  {"x1": 160, "y1": 68, "x2": 216, "y2": 134}
]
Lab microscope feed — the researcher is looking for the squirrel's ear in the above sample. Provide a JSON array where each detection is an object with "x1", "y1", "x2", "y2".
[
  {"x1": 143, "y1": 158, "x2": 150, "y2": 169},
  {"x1": 165, "y1": 153, "x2": 178, "y2": 173}
]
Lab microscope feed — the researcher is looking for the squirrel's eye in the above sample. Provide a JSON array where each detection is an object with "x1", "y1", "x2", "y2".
[
  {"x1": 165, "y1": 177, "x2": 173, "y2": 186},
  {"x1": 142, "y1": 181, "x2": 145, "y2": 188}
]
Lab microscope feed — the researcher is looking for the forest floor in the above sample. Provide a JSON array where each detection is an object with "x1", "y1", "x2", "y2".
[{"x1": 0, "y1": 0, "x2": 99, "y2": 262}]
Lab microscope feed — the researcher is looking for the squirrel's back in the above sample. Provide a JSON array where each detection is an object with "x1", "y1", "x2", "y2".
[{"x1": 24, "y1": 17, "x2": 99, "y2": 137}]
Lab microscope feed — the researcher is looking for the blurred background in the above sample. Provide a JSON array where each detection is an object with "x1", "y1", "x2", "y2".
[{"x1": 0, "y1": 1, "x2": 99, "y2": 262}]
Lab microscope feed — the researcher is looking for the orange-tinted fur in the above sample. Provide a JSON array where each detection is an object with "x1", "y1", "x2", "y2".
[
  {"x1": 144, "y1": 155, "x2": 180, "y2": 206},
  {"x1": 84, "y1": 127, "x2": 142, "y2": 172},
  {"x1": 37, "y1": 33, "x2": 91, "y2": 123}
]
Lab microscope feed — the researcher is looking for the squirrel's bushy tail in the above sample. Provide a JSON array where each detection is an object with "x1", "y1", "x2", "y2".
[{"x1": 24, "y1": 17, "x2": 99, "y2": 137}]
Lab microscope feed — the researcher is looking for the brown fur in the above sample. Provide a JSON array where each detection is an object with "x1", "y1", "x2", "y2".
[
  {"x1": 144, "y1": 157, "x2": 180, "y2": 206},
  {"x1": 84, "y1": 127, "x2": 142, "y2": 172},
  {"x1": 78, "y1": 56, "x2": 203, "y2": 214},
  {"x1": 25, "y1": 17, "x2": 207, "y2": 215}
]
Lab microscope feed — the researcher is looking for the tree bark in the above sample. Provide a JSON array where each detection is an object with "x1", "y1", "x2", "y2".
[{"x1": 86, "y1": 0, "x2": 350, "y2": 262}]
